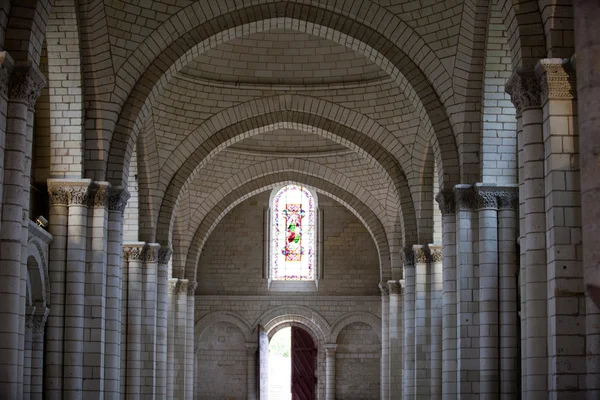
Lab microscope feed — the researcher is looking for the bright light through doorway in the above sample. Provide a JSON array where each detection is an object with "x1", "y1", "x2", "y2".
[{"x1": 268, "y1": 327, "x2": 291, "y2": 400}]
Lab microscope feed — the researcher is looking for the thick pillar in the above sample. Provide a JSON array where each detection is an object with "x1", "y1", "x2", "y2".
[
  {"x1": 173, "y1": 279, "x2": 189, "y2": 400},
  {"x1": 435, "y1": 191, "x2": 457, "y2": 399},
  {"x1": 413, "y1": 245, "x2": 431, "y2": 399},
  {"x1": 185, "y1": 282, "x2": 197, "y2": 400},
  {"x1": 507, "y1": 71, "x2": 548, "y2": 397},
  {"x1": 498, "y1": 190, "x2": 519, "y2": 398},
  {"x1": 429, "y1": 245, "x2": 443, "y2": 399},
  {"x1": 453, "y1": 185, "x2": 479, "y2": 399},
  {"x1": 156, "y1": 248, "x2": 171, "y2": 398},
  {"x1": 104, "y1": 188, "x2": 129, "y2": 399},
  {"x1": 246, "y1": 343, "x2": 258, "y2": 400},
  {"x1": 575, "y1": 1, "x2": 600, "y2": 395},
  {"x1": 475, "y1": 185, "x2": 500, "y2": 398},
  {"x1": 141, "y1": 244, "x2": 160, "y2": 398},
  {"x1": 23, "y1": 309, "x2": 34, "y2": 400},
  {"x1": 379, "y1": 282, "x2": 389, "y2": 400},
  {"x1": 325, "y1": 345, "x2": 336, "y2": 400},
  {"x1": 258, "y1": 325, "x2": 269, "y2": 400},
  {"x1": 166, "y1": 278, "x2": 177, "y2": 399},
  {"x1": 388, "y1": 280, "x2": 403, "y2": 399},
  {"x1": 0, "y1": 60, "x2": 44, "y2": 398},
  {"x1": 403, "y1": 248, "x2": 416, "y2": 398},
  {"x1": 123, "y1": 243, "x2": 145, "y2": 397}
]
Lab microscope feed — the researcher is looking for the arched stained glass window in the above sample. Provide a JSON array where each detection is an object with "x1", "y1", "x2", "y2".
[{"x1": 271, "y1": 184, "x2": 317, "y2": 281}]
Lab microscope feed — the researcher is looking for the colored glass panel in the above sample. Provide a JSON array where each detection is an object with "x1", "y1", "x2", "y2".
[{"x1": 272, "y1": 185, "x2": 315, "y2": 281}]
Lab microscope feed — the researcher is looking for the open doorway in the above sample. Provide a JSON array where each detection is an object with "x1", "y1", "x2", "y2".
[{"x1": 267, "y1": 326, "x2": 317, "y2": 400}]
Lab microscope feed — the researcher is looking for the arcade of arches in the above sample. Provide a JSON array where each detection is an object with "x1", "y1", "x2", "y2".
[{"x1": 0, "y1": 0, "x2": 600, "y2": 399}]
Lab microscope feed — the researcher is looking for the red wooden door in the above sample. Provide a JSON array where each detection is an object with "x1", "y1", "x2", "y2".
[{"x1": 291, "y1": 326, "x2": 317, "y2": 400}]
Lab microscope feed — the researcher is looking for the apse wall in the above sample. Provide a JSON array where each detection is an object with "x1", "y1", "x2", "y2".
[{"x1": 196, "y1": 191, "x2": 380, "y2": 296}]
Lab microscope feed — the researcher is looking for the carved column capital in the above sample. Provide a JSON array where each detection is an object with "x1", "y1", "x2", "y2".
[
  {"x1": 413, "y1": 245, "x2": 431, "y2": 264},
  {"x1": 435, "y1": 190, "x2": 455, "y2": 215},
  {"x1": 379, "y1": 281, "x2": 389, "y2": 297},
  {"x1": 505, "y1": 68, "x2": 542, "y2": 114},
  {"x1": 325, "y1": 345, "x2": 337, "y2": 357},
  {"x1": 47, "y1": 179, "x2": 92, "y2": 206},
  {"x1": 187, "y1": 281, "x2": 198, "y2": 296},
  {"x1": 497, "y1": 186, "x2": 519, "y2": 210},
  {"x1": 245, "y1": 343, "x2": 258, "y2": 356},
  {"x1": 90, "y1": 182, "x2": 111, "y2": 208},
  {"x1": 158, "y1": 247, "x2": 173, "y2": 265},
  {"x1": 25, "y1": 308, "x2": 49, "y2": 334},
  {"x1": 9, "y1": 61, "x2": 46, "y2": 109},
  {"x1": 387, "y1": 280, "x2": 402, "y2": 295},
  {"x1": 475, "y1": 185, "x2": 499, "y2": 209},
  {"x1": 144, "y1": 243, "x2": 160, "y2": 263},
  {"x1": 430, "y1": 246, "x2": 443, "y2": 263},
  {"x1": 175, "y1": 279, "x2": 189, "y2": 295},
  {"x1": 123, "y1": 243, "x2": 145, "y2": 261},
  {"x1": 402, "y1": 247, "x2": 414, "y2": 266},
  {"x1": 535, "y1": 58, "x2": 576, "y2": 102},
  {"x1": 0, "y1": 51, "x2": 14, "y2": 98},
  {"x1": 107, "y1": 186, "x2": 130, "y2": 213},
  {"x1": 454, "y1": 185, "x2": 478, "y2": 211}
]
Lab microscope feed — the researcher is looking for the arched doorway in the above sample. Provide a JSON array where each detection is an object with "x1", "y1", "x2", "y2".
[{"x1": 263, "y1": 324, "x2": 318, "y2": 400}]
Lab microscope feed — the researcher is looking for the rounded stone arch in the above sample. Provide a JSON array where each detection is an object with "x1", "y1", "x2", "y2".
[
  {"x1": 26, "y1": 239, "x2": 50, "y2": 309},
  {"x1": 194, "y1": 311, "x2": 253, "y2": 344},
  {"x1": 151, "y1": 95, "x2": 418, "y2": 247},
  {"x1": 171, "y1": 158, "x2": 394, "y2": 263},
  {"x1": 103, "y1": 1, "x2": 460, "y2": 191},
  {"x1": 329, "y1": 312, "x2": 382, "y2": 343},
  {"x1": 3, "y1": 0, "x2": 50, "y2": 64},
  {"x1": 496, "y1": 0, "x2": 547, "y2": 69},
  {"x1": 254, "y1": 305, "x2": 331, "y2": 344},
  {"x1": 185, "y1": 172, "x2": 391, "y2": 283}
]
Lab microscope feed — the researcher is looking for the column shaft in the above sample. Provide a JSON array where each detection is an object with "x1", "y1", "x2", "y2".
[
  {"x1": 403, "y1": 249, "x2": 416, "y2": 398},
  {"x1": 156, "y1": 249, "x2": 171, "y2": 398},
  {"x1": 414, "y1": 246, "x2": 431, "y2": 399},
  {"x1": 259, "y1": 326, "x2": 269, "y2": 400},
  {"x1": 380, "y1": 283, "x2": 389, "y2": 400},
  {"x1": 141, "y1": 244, "x2": 159, "y2": 398},
  {"x1": 388, "y1": 280, "x2": 403, "y2": 399},
  {"x1": 429, "y1": 246, "x2": 443, "y2": 400},
  {"x1": 246, "y1": 345, "x2": 258, "y2": 400},
  {"x1": 124, "y1": 244, "x2": 144, "y2": 397},
  {"x1": 185, "y1": 283, "x2": 196, "y2": 400},
  {"x1": 325, "y1": 346, "x2": 336, "y2": 400},
  {"x1": 174, "y1": 279, "x2": 189, "y2": 400}
]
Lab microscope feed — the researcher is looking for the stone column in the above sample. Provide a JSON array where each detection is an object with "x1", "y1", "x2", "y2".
[
  {"x1": 402, "y1": 248, "x2": 415, "y2": 398},
  {"x1": 0, "y1": 60, "x2": 44, "y2": 399},
  {"x1": 413, "y1": 245, "x2": 431, "y2": 399},
  {"x1": 575, "y1": 1, "x2": 600, "y2": 394},
  {"x1": 507, "y1": 70, "x2": 548, "y2": 397},
  {"x1": 379, "y1": 282, "x2": 389, "y2": 400},
  {"x1": 185, "y1": 282, "x2": 197, "y2": 400},
  {"x1": 123, "y1": 243, "x2": 145, "y2": 397},
  {"x1": 167, "y1": 278, "x2": 178, "y2": 399},
  {"x1": 104, "y1": 187, "x2": 129, "y2": 400},
  {"x1": 141, "y1": 244, "x2": 160, "y2": 397},
  {"x1": 24, "y1": 309, "x2": 34, "y2": 400},
  {"x1": 429, "y1": 245, "x2": 443, "y2": 399},
  {"x1": 62, "y1": 181, "x2": 91, "y2": 399},
  {"x1": 498, "y1": 189, "x2": 519, "y2": 398},
  {"x1": 325, "y1": 345, "x2": 337, "y2": 400},
  {"x1": 173, "y1": 279, "x2": 189, "y2": 400},
  {"x1": 475, "y1": 185, "x2": 500, "y2": 398},
  {"x1": 156, "y1": 248, "x2": 172, "y2": 398},
  {"x1": 387, "y1": 280, "x2": 403, "y2": 399},
  {"x1": 83, "y1": 183, "x2": 111, "y2": 399},
  {"x1": 435, "y1": 191, "x2": 457, "y2": 399},
  {"x1": 26, "y1": 309, "x2": 47, "y2": 400},
  {"x1": 454, "y1": 185, "x2": 479, "y2": 399},
  {"x1": 536, "y1": 59, "x2": 586, "y2": 395},
  {"x1": 258, "y1": 325, "x2": 269, "y2": 400},
  {"x1": 246, "y1": 343, "x2": 258, "y2": 400}
]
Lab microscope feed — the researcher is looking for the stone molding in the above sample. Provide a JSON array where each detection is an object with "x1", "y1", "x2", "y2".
[
  {"x1": 435, "y1": 190, "x2": 455, "y2": 215},
  {"x1": 379, "y1": 282, "x2": 389, "y2": 297},
  {"x1": 535, "y1": 58, "x2": 576, "y2": 102},
  {"x1": 47, "y1": 179, "x2": 92, "y2": 206},
  {"x1": 9, "y1": 61, "x2": 46, "y2": 109},
  {"x1": 452, "y1": 184, "x2": 519, "y2": 211},
  {"x1": 0, "y1": 51, "x2": 14, "y2": 98},
  {"x1": 387, "y1": 280, "x2": 402, "y2": 295},
  {"x1": 402, "y1": 247, "x2": 414, "y2": 266},
  {"x1": 505, "y1": 68, "x2": 541, "y2": 114},
  {"x1": 107, "y1": 186, "x2": 130, "y2": 213},
  {"x1": 158, "y1": 247, "x2": 173, "y2": 265}
]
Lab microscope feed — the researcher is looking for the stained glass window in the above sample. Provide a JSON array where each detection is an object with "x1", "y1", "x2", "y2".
[{"x1": 271, "y1": 184, "x2": 316, "y2": 281}]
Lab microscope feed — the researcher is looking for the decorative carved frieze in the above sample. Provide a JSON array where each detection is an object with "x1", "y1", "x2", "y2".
[
  {"x1": 0, "y1": 51, "x2": 14, "y2": 98},
  {"x1": 158, "y1": 247, "x2": 173, "y2": 265},
  {"x1": 497, "y1": 187, "x2": 519, "y2": 210},
  {"x1": 387, "y1": 280, "x2": 402, "y2": 295},
  {"x1": 476, "y1": 186, "x2": 499, "y2": 209},
  {"x1": 505, "y1": 68, "x2": 541, "y2": 114},
  {"x1": 47, "y1": 180, "x2": 92, "y2": 206},
  {"x1": 535, "y1": 58, "x2": 576, "y2": 102},
  {"x1": 435, "y1": 190, "x2": 455, "y2": 215},
  {"x1": 9, "y1": 62, "x2": 46, "y2": 109},
  {"x1": 108, "y1": 187, "x2": 130, "y2": 213},
  {"x1": 402, "y1": 247, "x2": 414, "y2": 266},
  {"x1": 378, "y1": 282, "x2": 389, "y2": 297}
]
